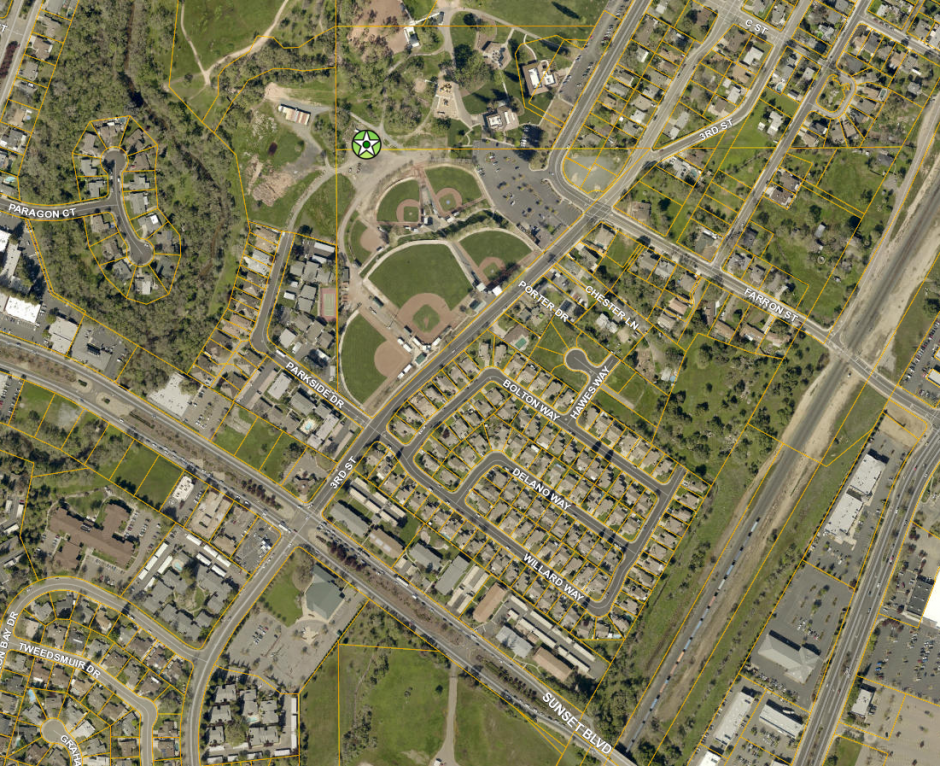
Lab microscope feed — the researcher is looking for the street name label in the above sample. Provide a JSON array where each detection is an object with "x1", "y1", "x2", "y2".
[
  {"x1": 7, "y1": 203, "x2": 78, "y2": 219},
  {"x1": 286, "y1": 361, "x2": 346, "y2": 409},
  {"x1": 0, "y1": 611, "x2": 16, "y2": 666},
  {"x1": 743, "y1": 287, "x2": 803, "y2": 323},
  {"x1": 523, "y1": 553, "x2": 585, "y2": 602},
  {"x1": 519, "y1": 280, "x2": 572, "y2": 324},
  {"x1": 542, "y1": 691, "x2": 613, "y2": 753},
  {"x1": 511, "y1": 467, "x2": 571, "y2": 510},
  {"x1": 584, "y1": 285, "x2": 640, "y2": 329},
  {"x1": 571, "y1": 366, "x2": 610, "y2": 419},
  {"x1": 501, "y1": 379, "x2": 561, "y2": 422},
  {"x1": 60, "y1": 734, "x2": 81, "y2": 766},
  {"x1": 16, "y1": 641, "x2": 102, "y2": 678}
]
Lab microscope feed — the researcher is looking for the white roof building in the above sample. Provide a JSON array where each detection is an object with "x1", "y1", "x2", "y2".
[
  {"x1": 823, "y1": 493, "x2": 864, "y2": 539},
  {"x1": 697, "y1": 752, "x2": 722, "y2": 766},
  {"x1": 713, "y1": 690, "x2": 756, "y2": 748},
  {"x1": 4, "y1": 296, "x2": 40, "y2": 323},
  {"x1": 48, "y1": 316, "x2": 79, "y2": 354},
  {"x1": 850, "y1": 686, "x2": 873, "y2": 718},
  {"x1": 849, "y1": 452, "x2": 886, "y2": 496},
  {"x1": 758, "y1": 703, "x2": 804, "y2": 739}
]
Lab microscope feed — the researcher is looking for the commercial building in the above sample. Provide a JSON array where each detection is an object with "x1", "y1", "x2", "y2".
[
  {"x1": 849, "y1": 452, "x2": 887, "y2": 496},
  {"x1": 758, "y1": 702, "x2": 804, "y2": 739},
  {"x1": 713, "y1": 689, "x2": 757, "y2": 749},
  {"x1": 850, "y1": 685, "x2": 874, "y2": 718},
  {"x1": 823, "y1": 493, "x2": 864, "y2": 539},
  {"x1": 304, "y1": 564, "x2": 345, "y2": 621},
  {"x1": 757, "y1": 631, "x2": 820, "y2": 684}
]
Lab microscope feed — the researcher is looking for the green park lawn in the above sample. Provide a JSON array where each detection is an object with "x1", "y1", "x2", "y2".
[
  {"x1": 183, "y1": 0, "x2": 284, "y2": 63},
  {"x1": 11, "y1": 382, "x2": 54, "y2": 434},
  {"x1": 136, "y1": 456, "x2": 183, "y2": 509},
  {"x1": 296, "y1": 174, "x2": 355, "y2": 238},
  {"x1": 455, "y1": 674, "x2": 580, "y2": 766},
  {"x1": 425, "y1": 165, "x2": 481, "y2": 209},
  {"x1": 262, "y1": 549, "x2": 310, "y2": 625},
  {"x1": 377, "y1": 179, "x2": 421, "y2": 222},
  {"x1": 369, "y1": 243, "x2": 471, "y2": 309},
  {"x1": 339, "y1": 646, "x2": 448, "y2": 766},
  {"x1": 341, "y1": 315, "x2": 388, "y2": 403},
  {"x1": 460, "y1": 229, "x2": 531, "y2": 278}
]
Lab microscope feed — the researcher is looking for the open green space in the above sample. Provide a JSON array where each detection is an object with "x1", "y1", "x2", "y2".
[
  {"x1": 463, "y1": 0, "x2": 608, "y2": 35},
  {"x1": 341, "y1": 315, "x2": 388, "y2": 404},
  {"x1": 63, "y1": 412, "x2": 108, "y2": 463},
  {"x1": 249, "y1": 169, "x2": 321, "y2": 230},
  {"x1": 658, "y1": 336, "x2": 778, "y2": 480},
  {"x1": 183, "y1": 0, "x2": 283, "y2": 63},
  {"x1": 261, "y1": 548, "x2": 310, "y2": 626},
  {"x1": 825, "y1": 736, "x2": 862, "y2": 766},
  {"x1": 339, "y1": 646, "x2": 448, "y2": 766},
  {"x1": 456, "y1": 674, "x2": 579, "y2": 766},
  {"x1": 35, "y1": 396, "x2": 82, "y2": 447},
  {"x1": 341, "y1": 601, "x2": 429, "y2": 649},
  {"x1": 818, "y1": 149, "x2": 889, "y2": 211},
  {"x1": 260, "y1": 435, "x2": 305, "y2": 482},
  {"x1": 112, "y1": 443, "x2": 158, "y2": 493},
  {"x1": 376, "y1": 179, "x2": 421, "y2": 222},
  {"x1": 86, "y1": 425, "x2": 134, "y2": 479},
  {"x1": 426, "y1": 165, "x2": 481, "y2": 208},
  {"x1": 230, "y1": 102, "x2": 306, "y2": 171},
  {"x1": 137, "y1": 456, "x2": 183, "y2": 509},
  {"x1": 346, "y1": 217, "x2": 372, "y2": 263},
  {"x1": 213, "y1": 406, "x2": 255, "y2": 453},
  {"x1": 11, "y1": 382, "x2": 54, "y2": 434},
  {"x1": 885, "y1": 252, "x2": 940, "y2": 379},
  {"x1": 460, "y1": 230, "x2": 531, "y2": 279},
  {"x1": 300, "y1": 646, "x2": 338, "y2": 765},
  {"x1": 235, "y1": 419, "x2": 281, "y2": 468},
  {"x1": 296, "y1": 174, "x2": 355, "y2": 239},
  {"x1": 369, "y1": 243, "x2": 472, "y2": 309}
]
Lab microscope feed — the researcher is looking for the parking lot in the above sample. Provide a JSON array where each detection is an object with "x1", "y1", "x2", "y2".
[
  {"x1": 900, "y1": 315, "x2": 940, "y2": 404},
  {"x1": 471, "y1": 145, "x2": 580, "y2": 248},
  {"x1": 809, "y1": 433, "x2": 903, "y2": 586},
  {"x1": 862, "y1": 617, "x2": 940, "y2": 703},
  {"x1": 748, "y1": 564, "x2": 852, "y2": 708}
]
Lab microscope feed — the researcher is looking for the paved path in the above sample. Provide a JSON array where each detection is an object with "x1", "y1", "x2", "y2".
[{"x1": 432, "y1": 661, "x2": 463, "y2": 766}]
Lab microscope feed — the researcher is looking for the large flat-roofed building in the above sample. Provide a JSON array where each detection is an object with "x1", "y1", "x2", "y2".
[
  {"x1": 756, "y1": 631, "x2": 820, "y2": 684},
  {"x1": 823, "y1": 493, "x2": 864, "y2": 539},
  {"x1": 907, "y1": 575, "x2": 934, "y2": 619},
  {"x1": 697, "y1": 752, "x2": 722, "y2": 766},
  {"x1": 849, "y1": 452, "x2": 887, "y2": 496},
  {"x1": 713, "y1": 689, "x2": 757, "y2": 749},
  {"x1": 534, "y1": 647, "x2": 573, "y2": 682},
  {"x1": 758, "y1": 702, "x2": 804, "y2": 739}
]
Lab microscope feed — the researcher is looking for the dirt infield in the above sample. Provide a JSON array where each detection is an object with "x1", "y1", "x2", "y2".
[
  {"x1": 476, "y1": 256, "x2": 505, "y2": 280},
  {"x1": 434, "y1": 187, "x2": 463, "y2": 213},
  {"x1": 374, "y1": 340, "x2": 408, "y2": 377},
  {"x1": 396, "y1": 200, "x2": 421, "y2": 224},
  {"x1": 397, "y1": 292, "x2": 455, "y2": 344},
  {"x1": 359, "y1": 226, "x2": 383, "y2": 254}
]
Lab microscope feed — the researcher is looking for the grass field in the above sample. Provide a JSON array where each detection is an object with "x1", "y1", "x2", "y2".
[
  {"x1": 339, "y1": 646, "x2": 448, "y2": 766},
  {"x1": 346, "y1": 217, "x2": 372, "y2": 263},
  {"x1": 213, "y1": 406, "x2": 255, "y2": 453},
  {"x1": 413, "y1": 304, "x2": 441, "y2": 332},
  {"x1": 460, "y1": 229, "x2": 531, "y2": 278},
  {"x1": 11, "y1": 382, "x2": 54, "y2": 434},
  {"x1": 36, "y1": 396, "x2": 82, "y2": 446},
  {"x1": 370, "y1": 243, "x2": 471, "y2": 309},
  {"x1": 301, "y1": 646, "x2": 339, "y2": 764},
  {"x1": 249, "y1": 169, "x2": 321, "y2": 230},
  {"x1": 262, "y1": 549, "x2": 309, "y2": 626},
  {"x1": 231, "y1": 103, "x2": 305, "y2": 171},
  {"x1": 825, "y1": 736, "x2": 862, "y2": 766},
  {"x1": 296, "y1": 174, "x2": 355, "y2": 238},
  {"x1": 341, "y1": 315, "x2": 388, "y2": 403},
  {"x1": 112, "y1": 443, "x2": 158, "y2": 491},
  {"x1": 85, "y1": 425, "x2": 133, "y2": 478},
  {"x1": 235, "y1": 419, "x2": 281, "y2": 468},
  {"x1": 260, "y1": 435, "x2": 304, "y2": 482},
  {"x1": 376, "y1": 179, "x2": 420, "y2": 222},
  {"x1": 455, "y1": 674, "x2": 579, "y2": 766},
  {"x1": 426, "y1": 165, "x2": 481, "y2": 209},
  {"x1": 137, "y1": 456, "x2": 183, "y2": 508},
  {"x1": 183, "y1": 0, "x2": 283, "y2": 63}
]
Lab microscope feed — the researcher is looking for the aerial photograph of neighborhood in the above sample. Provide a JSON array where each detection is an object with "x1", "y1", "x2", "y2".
[{"x1": 1, "y1": 0, "x2": 940, "y2": 766}]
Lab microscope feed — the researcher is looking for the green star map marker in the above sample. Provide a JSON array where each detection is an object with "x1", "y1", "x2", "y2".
[{"x1": 352, "y1": 129, "x2": 382, "y2": 159}]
